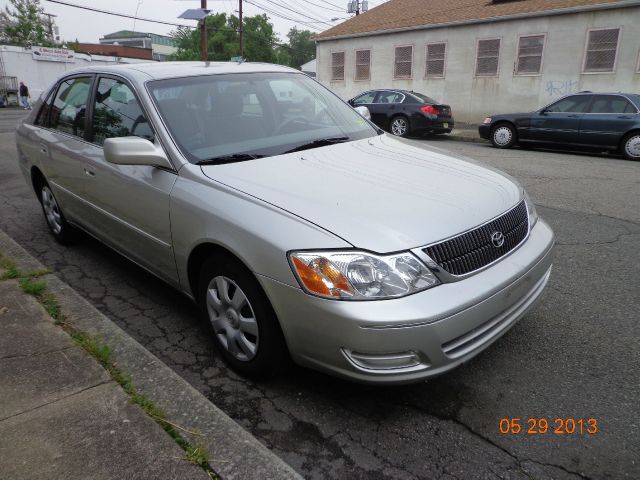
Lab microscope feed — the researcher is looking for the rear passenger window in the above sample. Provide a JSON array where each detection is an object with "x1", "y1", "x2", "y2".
[
  {"x1": 588, "y1": 95, "x2": 636, "y2": 114},
  {"x1": 377, "y1": 91, "x2": 403, "y2": 104},
  {"x1": 50, "y1": 77, "x2": 92, "y2": 137},
  {"x1": 92, "y1": 77, "x2": 154, "y2": 146}
]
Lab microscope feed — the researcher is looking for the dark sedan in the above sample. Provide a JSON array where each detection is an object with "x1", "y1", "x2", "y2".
[
  {"x1": 348, "y1": 89, "x2": 453, "y2": 137},
  {"x1": 479, "y1": 92, "x2": 640, "y2": 160}
]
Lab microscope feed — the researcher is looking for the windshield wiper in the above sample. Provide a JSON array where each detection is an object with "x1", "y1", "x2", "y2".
[
  {"x1": 283, "y1": 136, "x2": 350, "y2": 154},
  {"x1": 196, "y1": 153, "x2": 265, "y2": 165}
]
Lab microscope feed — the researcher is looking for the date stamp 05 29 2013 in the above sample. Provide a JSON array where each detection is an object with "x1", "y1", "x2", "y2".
[{"x1": 499, "y1": 418, "x2": 598, "y2": 435}]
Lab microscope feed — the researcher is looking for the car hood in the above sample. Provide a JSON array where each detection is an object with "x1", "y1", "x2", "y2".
[{"x1": 200, "y1": 135, "x2": 522, "y2": 252}]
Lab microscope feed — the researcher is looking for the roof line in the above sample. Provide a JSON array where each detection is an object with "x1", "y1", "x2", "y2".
[{"x1": 315, "y1": 0, "x2": 640, "y2": 42}]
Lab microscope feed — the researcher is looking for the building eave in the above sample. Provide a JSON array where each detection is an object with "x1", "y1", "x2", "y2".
[{"x1": 315, "y1": 0, "x2": 640, "y2": 42}]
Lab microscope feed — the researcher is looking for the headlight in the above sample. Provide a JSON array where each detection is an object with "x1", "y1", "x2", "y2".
[
  {"x1": 524, "y1": 191, "x2": 538, "y2": 228},
  {"x1": 483, "y1": 117, "x2": 492, "y2": 124},
  {"x1": 288, "y1": 250, "x2": 440, "y2": 300}
]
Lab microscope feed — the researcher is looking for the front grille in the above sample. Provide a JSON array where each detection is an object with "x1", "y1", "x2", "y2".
[{"x1": 424, "y1": 200, "x2": 528, "y2": 276}]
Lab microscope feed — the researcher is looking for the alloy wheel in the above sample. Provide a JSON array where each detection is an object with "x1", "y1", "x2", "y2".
[
  {"x1": 41, "y1": 186, "x2": 62, "y2": 235},
  {"x1": 391, "y1": 118, "x2": 408, "y2": 136},
  {"x1": 205, "y1": 275, "x2": 259, "y2": 362},
  {"x1": 493, "y1": 126, "x2": 513, "y2": 146}
]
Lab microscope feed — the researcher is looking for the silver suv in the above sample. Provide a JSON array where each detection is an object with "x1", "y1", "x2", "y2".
[{"x1": 16, "y1": 62, "x2": 554, "y2": 384}]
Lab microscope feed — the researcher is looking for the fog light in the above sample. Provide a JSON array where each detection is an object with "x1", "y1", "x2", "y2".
[{"x1": 343, "y1": 349, "x2": 425, "y2": 371}]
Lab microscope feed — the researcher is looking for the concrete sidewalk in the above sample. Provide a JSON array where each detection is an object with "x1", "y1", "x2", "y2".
[{"x1": 0, "y1": 230, "x2": 303, "y2": 480}]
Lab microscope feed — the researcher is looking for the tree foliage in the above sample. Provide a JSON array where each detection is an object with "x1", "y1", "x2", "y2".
[
  {"x1": 0, "y1": 0, "x2": 52, "y2": 47},
  {"x1": 171, "y1": 13, "x2": 277, "y2": 63},
  {"x1": 170, "y1": 14, "x2": 316, "y2": 69}
]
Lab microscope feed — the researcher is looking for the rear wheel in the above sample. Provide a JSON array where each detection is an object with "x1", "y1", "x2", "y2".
[
  {"x1": 390, "y1": 115, "x2": 410, "y2": 137},
  {"x1": 198, "y1": 255, "x2": 289, "y2": 378},
  {"x1": 490, "y1": 123, "x2": 517, "y2": 149},
  {"x1": 621, "y1": 132, "x2": 640, "y2": 160},
  {"x1": 39, "y1": 182, "x2": 77, "y2": 244}
]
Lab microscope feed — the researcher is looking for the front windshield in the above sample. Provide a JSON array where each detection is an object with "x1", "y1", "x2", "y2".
[{"x1": 148, "y1": 72, "x2": 378, "y2": 164}]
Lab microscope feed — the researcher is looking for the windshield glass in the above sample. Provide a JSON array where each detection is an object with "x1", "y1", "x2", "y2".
[{"x1": 148, "y1": 72, "x2": 378, "y2": 164}]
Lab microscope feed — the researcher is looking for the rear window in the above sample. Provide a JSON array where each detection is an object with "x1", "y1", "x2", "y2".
[{"x1": 407, "y1": 92, "x2": 437, "y2": 104}]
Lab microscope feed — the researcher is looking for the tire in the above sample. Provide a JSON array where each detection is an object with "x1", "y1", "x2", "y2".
[
  {"x1": 389, "y1": 115, "x2": 410, "y2": 137},
  {"x1": 490, "y1": 123, "x2": 517, "y2": 149},
  {"x1": 39, "y1": 182, "x2": 77, "y2": 244},
  {"x1": 621, "y1": 132, "x2": 640, "y2": 160},
  {"x1": 197, "y1": 255, "x2": 289, "y2": 378}
]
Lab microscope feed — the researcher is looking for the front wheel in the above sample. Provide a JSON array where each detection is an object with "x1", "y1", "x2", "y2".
[
  {"x1": 198, "y1": 255, "x2": 289, "y2": 378},
  {"x1": 491, "y1": 123, "x2": 517, "y2": 149},
  {"x1": 621, "y1": 132, "x2": 640, "y2": 160},
  {"x1": 40, "y1": 183, "x2": 77, "y2": 244},
  {"x1": 389, "y1": 115, "x2": 410, "y2": 137}
]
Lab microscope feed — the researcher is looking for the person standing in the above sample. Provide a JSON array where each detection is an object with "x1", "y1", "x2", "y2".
[{"x1": 19, "y1": 81, "x2": 31, "y2": 110}]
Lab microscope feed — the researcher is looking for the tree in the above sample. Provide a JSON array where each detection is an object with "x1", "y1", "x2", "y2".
[
  {"x1": 284, "y1": 27, "x2": 315, "y2": 70},
  {"x1": 171, "y1": 13, "x2": 277, "y2": 63},
  {"x1": 0, "y1": 0, "x2": 52, "y2": 47}
]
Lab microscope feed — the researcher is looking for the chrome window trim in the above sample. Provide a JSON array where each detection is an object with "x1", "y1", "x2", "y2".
[{"x1": 411, "y1": 199, "x2": 531, "y2": 283}]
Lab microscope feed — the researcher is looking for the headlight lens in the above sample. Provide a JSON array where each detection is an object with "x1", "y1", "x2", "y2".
[
  {"x1": 483, "y1": 117, "x2": 492, "y2": 124},
  {"x1": 524, "y1": 191, "x2": 538, "y2": 228},
  {"x1": 289, "y1": 250, "x2": 440, "y2": 300}
]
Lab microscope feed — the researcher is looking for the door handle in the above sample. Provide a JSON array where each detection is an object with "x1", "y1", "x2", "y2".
[
  {"x1": 39, "y1": 143, "x2": 47, "y2": 154},
  {"x1": 617, "y1": 116, "x2": 631, "y2": 119},
  {"x1": 567, "y1": 114, "x2": 579, "y2": 118},
  {"x1": 84, "y1": 168, "x2": 95, "y2": 177}
]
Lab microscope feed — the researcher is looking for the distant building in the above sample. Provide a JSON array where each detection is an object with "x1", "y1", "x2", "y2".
[
  {"x1": 301, "y1": 59, "x2": 316, "y2": 77},
  {"x1": 315, "y1": 0, "x2": 640, "y2": 123},
  {"x1": 99, "y1": 30, "x2": 178, "y2": 61},
  {"x1": 75, "y1": 43, "x2": 153, "y2": 61}
]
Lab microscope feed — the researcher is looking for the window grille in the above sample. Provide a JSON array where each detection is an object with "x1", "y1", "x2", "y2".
[
  {"x1": 355, "y1": 49, "x2": 371, "y2": 80},
  {"x1": 584, "y1": 28, "x2": 619, "y2": 72},
  {"x1": 425, "y1": 43, "x2": 446, "y2": 77},
  {"x1": 331, "y1": 51, "x2": 345, "y2": 80},
  {"x1": 516, "y1": 35, "x2": 544, "y2": 75},
  {"x1": 476, "y1": 39, "x2": 500, "y2": 76},
  {"x1": 394, "y1": 46, "x2": 413, "y2": 78}
]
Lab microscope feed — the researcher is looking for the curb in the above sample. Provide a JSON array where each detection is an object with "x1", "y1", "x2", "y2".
[{"x1": 0, "y1": 229, "x2": 303, "y2": 480}]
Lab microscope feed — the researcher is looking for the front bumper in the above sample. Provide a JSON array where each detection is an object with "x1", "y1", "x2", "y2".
[
  {"x1": 478, "y1": 124, "x2": 491, "y2": 139},
  {"x1": 259, "y1": 219, "x2": 555, "y2": 384}
]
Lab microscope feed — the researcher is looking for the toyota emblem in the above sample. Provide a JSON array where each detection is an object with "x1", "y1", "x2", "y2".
[{"x1": 490, "y1": 231, "x2": 505, "y2": 248}]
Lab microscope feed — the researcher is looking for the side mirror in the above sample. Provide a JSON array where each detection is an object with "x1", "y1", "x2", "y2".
[
  {"x1": 539, "y1": 109, "x2": 548, "y2": 116},
  {"x1": 104, "y1": 137, "x2": 173, "y2": 169},
  {"x1": 354, "y1": 105, "x2": 371, "y2": 121}
]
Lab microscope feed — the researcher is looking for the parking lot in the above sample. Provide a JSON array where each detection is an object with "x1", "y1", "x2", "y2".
[{"x1": 1, "y1": 108, "x2": 638, "y2": 479}]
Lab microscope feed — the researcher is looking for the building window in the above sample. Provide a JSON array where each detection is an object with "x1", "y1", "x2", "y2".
[
  {"x1": 331, "y1": 51, "x2": 345, "y2": 81},
  {"x1": 515, "y1": 34, "x2": 545, "y2": 75},
  {"x1": 583, "y1": 28, "x2": 620, "y2": 73},
  {"x1": 394, "y1": 45, "x2": 413, "y2": 79},
  {"x1": 425, "y1": 43, "x2": 446, "y2": 78},
  {"x1": 355, "y1": 49, "x2": 371, "y2": 81},
  {"x1": 475, "y1": 38, "x2": 501, "y2": 76}
]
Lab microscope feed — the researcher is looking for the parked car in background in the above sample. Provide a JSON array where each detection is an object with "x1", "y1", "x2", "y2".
[
  {"x1": 479, "y1": 92, "x2": 640, "y2": 160},
  {"x1": 16, "y1": 62, "x2": 553, "y2": 385},
  {"x1": 348, "y1": 89, "x2": 453, "y2": 137}
]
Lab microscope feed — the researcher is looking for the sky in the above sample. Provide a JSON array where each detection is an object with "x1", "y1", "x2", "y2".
[{"x1": 0, "y1": 0, "x2": 388, "y2": 44}]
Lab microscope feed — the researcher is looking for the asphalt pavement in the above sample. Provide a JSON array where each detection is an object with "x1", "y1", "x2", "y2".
[{"x1": 1, "y1": 109, "x2": 638, "y2": 479}]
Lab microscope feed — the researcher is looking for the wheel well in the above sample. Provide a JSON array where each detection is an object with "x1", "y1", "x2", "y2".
[
  {"x1": 187, "y1": 243, "x2": 250, "y2": 300},
  {"x1": 30, "y1": 167, "x2": 46, "y2": 202},
  {"x1": 620, "y1": 129, "x2": 640, "y2": 149}
]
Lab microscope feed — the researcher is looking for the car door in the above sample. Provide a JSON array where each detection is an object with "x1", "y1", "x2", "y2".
[
  {"x1": 350, "y1": 91, "x2": 378, "y2": 124},
  {"x1": 578, "y1": 95, "x2": 639, "y2": 148},
  {"x1": 80, "y1": 75, "x2": 179, "y2": 285},
  {"x1": 371, "y1": 91, "x2": 403, "y2": 129},
  {"x1": 529, "y1": 94, "x2": 592, "y2": 144},
  {"x1": 33, "y1": 75, "x2": 95, "y2": 221}
]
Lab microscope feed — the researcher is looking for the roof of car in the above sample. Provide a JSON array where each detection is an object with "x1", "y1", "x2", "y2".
[{"x1": 61, "y1": 61, "x2": 299, "y2": 81}]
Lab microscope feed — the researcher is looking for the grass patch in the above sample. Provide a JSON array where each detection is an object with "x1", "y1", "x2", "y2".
[
  {"x1": 0, "y1": 256, "x2": 21, "y2": 280},
  {"x1": 19, "y1": 277, "x2": 47, "y2": 296}
]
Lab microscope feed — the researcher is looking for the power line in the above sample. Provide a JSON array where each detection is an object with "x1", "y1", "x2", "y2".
[
  {"x1": 261, "y1": 0, "x2": 335, "y2": 26},
  {"x1": 294, "y1": 0, "x2": 344, "y2": 13},
  {"x1": 43, "y1": 0, "x2": 193, "y2": 28},
  {"x1": 245, "y1": 0, "x2": 324, "y2": 31}
]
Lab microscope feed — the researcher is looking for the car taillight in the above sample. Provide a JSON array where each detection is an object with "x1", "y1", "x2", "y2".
[{"x1": 421, "y1": 105, "x2": 438, "y2": 115}]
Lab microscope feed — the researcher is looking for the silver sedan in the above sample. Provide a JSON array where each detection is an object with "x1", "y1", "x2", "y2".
[{"x1": 15, "y1": 62, "x2": 554, "y2": 384}]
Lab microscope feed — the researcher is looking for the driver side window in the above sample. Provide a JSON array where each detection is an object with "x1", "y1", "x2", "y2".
[
  {"x1": 91, "y1": 77, "x2": 154, "y2": 146},
  {"x1": 546, "y1": 95, "x2": 591, "y2": 113}
]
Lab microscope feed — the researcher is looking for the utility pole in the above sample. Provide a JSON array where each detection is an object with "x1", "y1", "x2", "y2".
[
  {"x1": 239, "y1": 0, "x2": 243, "y2": 60},
  {"x1": 200, "y1": 0, "x2": 207, "y2": 61}
]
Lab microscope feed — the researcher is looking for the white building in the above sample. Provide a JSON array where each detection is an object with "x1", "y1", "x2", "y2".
[
  {"x1": 99, "y1": 30, "x2": 178, "y2": 61},
  {"x1": 315, "y1": 0, "x2": 640, "y2": 123},
  {"x1": 301, "y1": 59, "x2": 317, "y2": 77}
]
